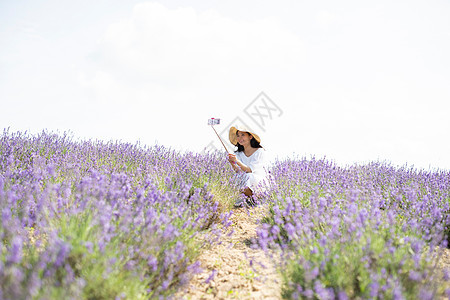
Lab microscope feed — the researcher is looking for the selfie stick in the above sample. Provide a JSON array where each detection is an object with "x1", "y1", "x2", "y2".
[{"x1": 208, "y1": 118, "x2": 230, "y2": 154}]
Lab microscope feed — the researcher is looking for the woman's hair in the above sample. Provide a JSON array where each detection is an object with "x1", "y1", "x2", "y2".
[{"x1": 235, "y1": 134, "x2": 263, "y2": 152}]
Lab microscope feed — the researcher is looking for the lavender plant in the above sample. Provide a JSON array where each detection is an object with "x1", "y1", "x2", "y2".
[
  {"x1": 0, "y1": 129, "x2": 237, "y2": 299},
  {"x1": 259, "y1": 157, "x2": 450, "y2": 299},
  {"x1": 3, "y1": 129, "x2": 449, "y2": 299}
]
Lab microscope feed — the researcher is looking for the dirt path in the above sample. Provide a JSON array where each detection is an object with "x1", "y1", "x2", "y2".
[
  {"x1": 436, "y1": 246, "x2": 450, "y2": 299},
  {"x1": 177, "y1": 205, "x2": 282, "y2": 299}
]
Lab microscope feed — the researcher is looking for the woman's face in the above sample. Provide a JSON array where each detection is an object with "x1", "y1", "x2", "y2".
[{"x1": 236, "y1": 131, "x2": 253, "y2": 147}]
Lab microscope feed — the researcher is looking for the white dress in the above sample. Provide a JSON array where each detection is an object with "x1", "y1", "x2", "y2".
[{"x1": 235, "y1": 148, "x2": 269, "y2": 193}]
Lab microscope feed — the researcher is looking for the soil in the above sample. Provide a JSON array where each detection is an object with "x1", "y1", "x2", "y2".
[
  {"x1": 177, "y1": 204, "x2": 282, "y2": 299},
  {"x1": 435, "y1": 246, "x2": 450, "y2": 299}
]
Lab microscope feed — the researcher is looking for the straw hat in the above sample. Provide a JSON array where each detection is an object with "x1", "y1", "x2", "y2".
[{"x1": 229, "y1": 125, "x2": 261, "y2": 146}]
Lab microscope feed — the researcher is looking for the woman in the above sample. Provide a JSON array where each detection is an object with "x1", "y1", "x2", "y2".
[{"x1": 227, "y1": 125, "x2": 269, "y2": 207}]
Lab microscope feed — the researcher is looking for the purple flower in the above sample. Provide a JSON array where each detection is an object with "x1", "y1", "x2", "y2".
[
  {"x1": 54, "y1": 241, "x2": 71, "y2": 267},
  {"x1": 161, "y1": 280, "x2": 170, "y2": 290},
  {"x1": 337, "y1": 290, "x2": 349, "y2": 300},
  {"x1": 84, "y1": 241, "x2": 94, "y2": 253},
  {"x1": 369, "y1": 281, "x2": 379, "y2": 297},
  {"x1": 392, "y1": 285, "x2": 405, "y2": 300},
  {"x1": 271, "y1": 225, "x2": 280, "y2": 236},
  {"x1": 408, "y1": 270, "x2": 421, "y2": 281},
  {"x1": 418, "y1": 288, "x2": 433, "y2": 300},
  {"x1": 204, "y1": 269, "x2": 217, "y2": 284},
  {"x1": 7, "y1": 236, "x2": 23, "y2": 265},
  {"x1": 444, "y1": 268, "x2": 450, "y2": 281},
  {"x1": 411, "y1": 240, "x2": 422, "y2": 253},
  {"x1": 314, "y1": 280, "x2": 333, "y2": 300},
  {"x1": 303, "y1": 289, "x2": 314, "y2": 299}
]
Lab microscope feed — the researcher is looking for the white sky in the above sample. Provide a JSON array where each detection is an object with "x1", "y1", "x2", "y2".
[{"x1": 1, "y1": 0, "x2": 449, "y2": 170}]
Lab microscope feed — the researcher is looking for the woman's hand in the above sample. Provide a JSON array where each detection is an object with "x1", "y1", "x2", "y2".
[
  {"x1": 228, "y1": 153, "x2": 237, "y2": 165},
  {"x1": 228, "y1": 153, "x2": 251, "y2": 173}
]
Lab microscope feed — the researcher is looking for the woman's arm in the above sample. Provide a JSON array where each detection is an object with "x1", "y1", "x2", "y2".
[
  {"x1": 228, "y1": 154, "x2": 252, "y2": 173},
  {"x1": 235, "y1": 160, "x2": 252, "y2": 173}
]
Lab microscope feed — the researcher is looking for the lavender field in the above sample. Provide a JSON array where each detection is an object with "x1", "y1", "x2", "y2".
[
  {"x1": 260, "y1": 157, "x2": 450, "y2": 299},
  {"x1": 1, "y1": 130, "x2": 449, "y2": 299},
  {"x1": 0, "y1": 130, "x2": 238, "y2": 299}
]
